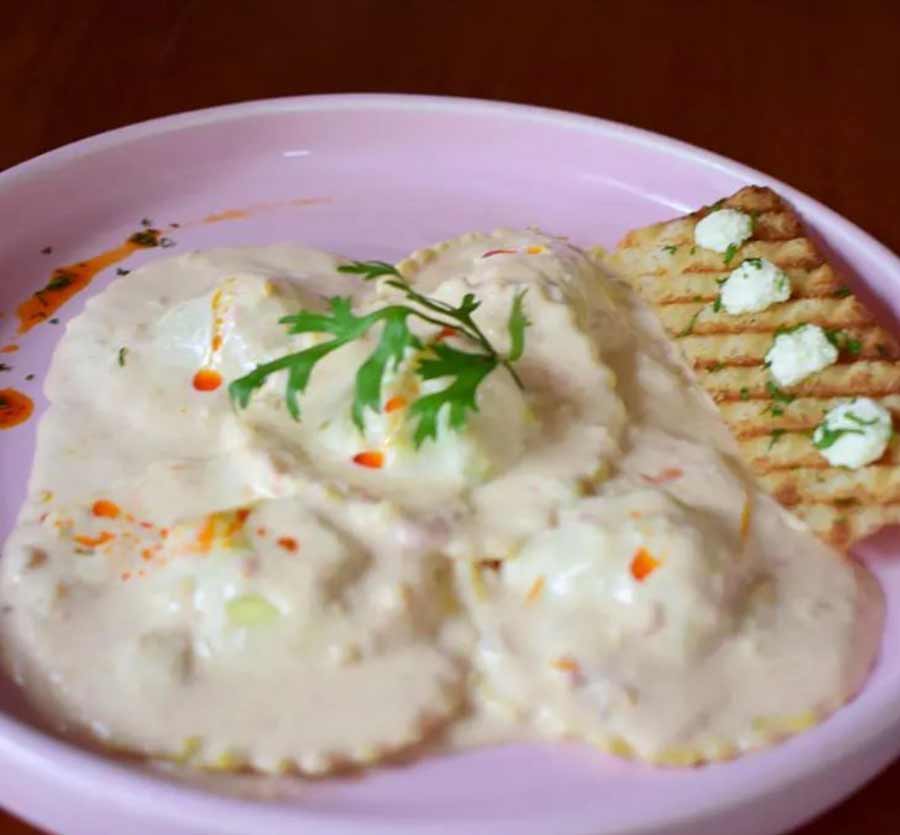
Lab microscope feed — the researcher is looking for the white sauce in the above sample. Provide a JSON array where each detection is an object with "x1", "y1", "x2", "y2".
[
  {"x1": 694, "y1": 209, "x2": 753, "y2": 253},
  {"x1": 813, "y1": 397, "x2": 893, "y2": 469},
  {"x1": 720, "y1": 257, "x2": 791, "y2": 315},
  {"x1": 765, "y1": 323, "x2": 839, "y2": 388},
  {"x1": 0, "y1": 233, "x2": 883, "y2": 774}
]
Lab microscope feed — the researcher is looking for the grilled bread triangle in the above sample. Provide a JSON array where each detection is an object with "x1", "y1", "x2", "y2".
[{"x1": 612, "y1": 185, "x2": 900, "y2": 550}]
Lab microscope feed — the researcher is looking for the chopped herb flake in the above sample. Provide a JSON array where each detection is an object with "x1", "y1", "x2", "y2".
[
  {"x1": 712, "y1": 295, "x2": 723, "y2": 313},
  {"x1": 768, "y1": 429, "x2": 786, "y2": 450},
  {"x1": 845, "y1": 411, "x2": 879, "y2": 426},
  {"x1": 834, "y1": 286, "x2": 852, "y2": 298},
  {"x1": 45, "y1": 274, "x2": 73, "y2": 291},
  {"x1": 740, "y1": 387, "x2": 750, "y2": 400},
  {"x1": 744, "y1": 257, "x2": 763, "y2": 269},
  {"x1": 678, "y1": 307, "x2": 703, "y2": 337},
  {"x1": 723, "y1": 243, "x2": 739, "y2": 265},
  {"x1": 129, "y1": 229, "x2": 160, "y2": 247},
  {"x1": 662, "y1": 244, "x2": 678, "y2": 255},
  {"x1": 117, "y1": 347, "x2": 128, "y2": 367},
  {"x1": 813, "y1": 425, "x2": 864, "y2": 450},
  {"x1": 825, "y1": 329, "x2": 862, "y2": 355},
  {"x1": 766, "y1": 380, "x2": 795, "y2": 404},
  {"x1": 690, "y1": 245, "x2": 697, "y2": 255},
  {"x1": 116, "y1": 267, "x2": 131, "y2": 276}
]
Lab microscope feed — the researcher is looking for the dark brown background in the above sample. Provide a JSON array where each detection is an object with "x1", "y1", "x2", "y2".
[{"x1": 3, "y1": 1, "x2": 900, "y2": 833}]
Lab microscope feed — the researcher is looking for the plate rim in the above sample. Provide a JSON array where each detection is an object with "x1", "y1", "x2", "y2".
[{"x1": 2, "y1": 92, "x2": 900, "y2": 835}]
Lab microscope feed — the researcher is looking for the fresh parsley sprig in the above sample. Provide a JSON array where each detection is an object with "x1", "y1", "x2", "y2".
[{"x1": 228, "y1": 259, "x2": 529, "y2": 447}]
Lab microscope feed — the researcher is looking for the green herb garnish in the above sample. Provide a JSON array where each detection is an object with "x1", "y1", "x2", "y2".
[
  {"x1": 228, "y1": 260, "x2": 529, "y2": 447},
  {"x1": 45, "y1": 273, "x2": 73, "y2": 291},
  {"x1": 743, "y1": 257, "x2": 763, "y2": 269},
  {"x1": 712, "y1": 295, "x2": 723, "y2": 313},
  {"x1": 723, "y1": 243, "x2": 739, "y2": 266},
  {"x1": 812, "y1": 425, "x2": 864, "y2": 450},
  {"x1": 740, "y1": 387, "x2": 750, "y2": 400},
  {"x1": 845, "y1": 410, "x2": 879, "y2": 427},
  {"x1": 117, "y1": 347, "x2": 128, "y2": 367},
  {"x1": 768, "y1": 429, "x2": 786, "y2": 450},
  {"x1": 766, "y1": 380, "x2": 795, "y2": 404},
  {"x1": 128, "y1": 229, "x2": 160, "y2": 247},
  {"x1": 662, "y1": 244, "x2": 678, "y2": 255},
  {"x1": 825, "y1": 329, "x2": 862, "y2": 355},
  {"x1": 834, "y1": 286, "x2": 852, "y2": 298},
  {"x1": 678, "y1": 307, "x2": 704, "y2": 337}
]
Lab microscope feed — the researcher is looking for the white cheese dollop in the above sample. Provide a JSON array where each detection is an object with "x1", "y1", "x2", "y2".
[
  {"x1": 813, "y1": 398, "x2": 893, "y2": 468},
  {"x1": 765, "y1": 324, "x2": 838, "y2": 388},
  {"x1": 694, "y1": 209, "x2": 753, "y2": 254},
  {"x1": 720, "y1": 258, "x2": 791, "y2": 315}
]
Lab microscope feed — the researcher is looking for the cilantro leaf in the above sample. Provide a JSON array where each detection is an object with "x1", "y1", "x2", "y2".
[
  {"x1": 506, "y1": 290, "x2": 530, "y2": 362},
  {"x1": 338, "y1": 260, "x2": 402, "y2": 280},
  {"x1": 723, "y1": 243, "x2": 739, "y2": 265},
  {"x1": 408, "y1": 344, "x2": 498, "y2": 447},
  {"x1": 351, "y1": 311, "x2": 420, "y2": 430},
  {"x1": 229, "y1": 264, "x2": 529, "y2": 447}
]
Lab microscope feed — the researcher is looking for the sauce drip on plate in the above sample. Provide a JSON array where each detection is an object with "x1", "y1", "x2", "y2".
[{"x1": 0, "y1": 388, "x2": 34, "y2": 429}]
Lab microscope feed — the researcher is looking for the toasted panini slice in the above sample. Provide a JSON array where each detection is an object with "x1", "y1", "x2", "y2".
[{"x1": 613, "y1": 185, "x2": 900, "y2": 550}]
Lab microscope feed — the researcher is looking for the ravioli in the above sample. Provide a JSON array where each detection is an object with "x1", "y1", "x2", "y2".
[{"x1": 0, "y1": 230, "x2": 884, "y2": 773}]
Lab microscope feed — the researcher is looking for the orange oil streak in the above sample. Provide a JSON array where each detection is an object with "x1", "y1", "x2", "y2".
[{"x1": 17, "y1": 230, "x2": 164, "y2": 334}]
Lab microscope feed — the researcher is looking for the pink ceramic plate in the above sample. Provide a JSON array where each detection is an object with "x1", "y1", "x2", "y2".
[{"x1": 2, "y1": 95, "x2": 899, "y2": 835}]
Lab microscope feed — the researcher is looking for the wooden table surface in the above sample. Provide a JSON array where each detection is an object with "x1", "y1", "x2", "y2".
[{"x1": 3, "y1": 1, "x2": 899, "y2": 833}]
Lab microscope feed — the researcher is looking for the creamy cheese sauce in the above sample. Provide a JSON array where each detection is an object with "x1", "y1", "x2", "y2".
[{"x1": 0, "y1": 233, "x2": 883, "y2": 775}]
